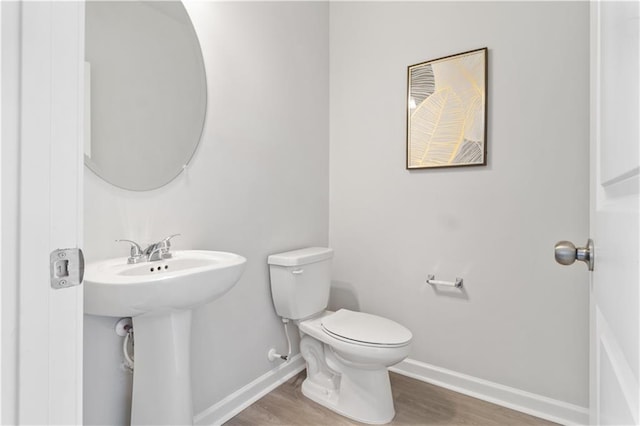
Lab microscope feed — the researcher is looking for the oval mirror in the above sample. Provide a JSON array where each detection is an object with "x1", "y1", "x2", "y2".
[{"x1": 85, "y1": 1, "x2": 207, "y2": 191}]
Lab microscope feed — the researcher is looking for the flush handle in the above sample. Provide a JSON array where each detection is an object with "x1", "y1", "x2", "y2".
[{"x1": 554, "y1": 239, "x2": 594, "y2": 271}]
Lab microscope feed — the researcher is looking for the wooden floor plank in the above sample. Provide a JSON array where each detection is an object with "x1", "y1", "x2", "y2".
[{"x1": 225, "y1": 371, "x2": 558, "y2": 425}]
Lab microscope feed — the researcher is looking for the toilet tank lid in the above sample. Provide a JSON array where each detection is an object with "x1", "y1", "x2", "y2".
[{"x1": 267, "y1": 247, "x2": 334, "y2": 267}]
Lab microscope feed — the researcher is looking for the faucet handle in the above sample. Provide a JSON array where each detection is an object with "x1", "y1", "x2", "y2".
[
  {"x1": 116, "y1": 239, "x2": 145, "y2": 264},
  {"x1": 148, "y1": 234, "x2": 181, "y2": 261},
  {"x1": 160, "y1": 234, "x2": 181, "y2": 247},
  {"x1": 158, "y1": 234, "x2": 181, "y2": 253}
]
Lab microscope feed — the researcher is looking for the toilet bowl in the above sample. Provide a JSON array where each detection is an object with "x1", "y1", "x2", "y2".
[
  {"x1": 267, "y1": 247, "x2": 412, "y2": 424},
  {"x1": 297, "y1": 310, "x2": 411, "y2": 424},
  {"x1": 300, "y1": 309, "x2": 411, "y2": 366}
]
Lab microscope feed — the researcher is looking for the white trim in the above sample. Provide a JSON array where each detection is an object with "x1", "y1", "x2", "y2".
[
  {"x1": 1, "y1": 66, "x2": 18, "y2": 426},
  {"x1": 194, "y1": 354, "x2": 306, "y2": 426},
  {"x1": 18, "y1": 2, "x2": 84, "y2": 424},
  {"x1": 390, "y1": 358, "x2": 589, "y2": 425},
  {"x1": 1, "y1": 3, "x2": 22, "y2": 424},
  {"x1": 0, "y1": 3, "x2": 3, "y2": 422},
  {"x1": 596, "y1": 307, "x2": 639, "y2": 424},
  {"x1": 191, "y1": 354, "x2": 589, "y2": 425},
  {"x1": 589, "y1": 2, "x2": 600, "y2": 421}
]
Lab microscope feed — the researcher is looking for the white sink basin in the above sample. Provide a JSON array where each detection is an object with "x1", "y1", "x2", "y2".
[
  {"x1": 84, "y1": 250, "x2": 246, "y2": 317},
  {"x1": 83, "y1": 249, "x2": 247, "y2": 425}
]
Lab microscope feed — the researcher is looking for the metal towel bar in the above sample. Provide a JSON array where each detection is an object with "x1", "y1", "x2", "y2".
[{"x1": 426, "y1": 275, "x2": 463, "y2": 288}]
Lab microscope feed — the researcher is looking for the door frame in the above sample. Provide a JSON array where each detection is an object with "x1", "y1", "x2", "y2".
[
  {"x1": 1, "y1": 1, "x2": 85, "y2": 423},
  {"x1": 589, "y1": 0, "x2": 640, "y2": 424}
]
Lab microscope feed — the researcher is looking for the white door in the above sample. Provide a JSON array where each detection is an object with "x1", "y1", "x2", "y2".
[
  {"x1": 3, "y1": 1, "x2": 85, "y2": 424},
  {"x1": 590, "y1": 1, "x2": 639, "y2": 424}
]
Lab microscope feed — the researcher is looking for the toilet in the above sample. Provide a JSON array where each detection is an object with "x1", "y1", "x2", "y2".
[{"x1": 268, "y1": 247, "x2": 412, "y2": 424}]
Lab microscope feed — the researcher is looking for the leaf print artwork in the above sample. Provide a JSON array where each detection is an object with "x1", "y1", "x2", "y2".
[{"x1": 407, "y1": 48, "x2": 487, "y2": 169}]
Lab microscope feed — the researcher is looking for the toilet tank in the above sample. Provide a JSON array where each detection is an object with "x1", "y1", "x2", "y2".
[{"x1": 267, "y1": 247, "x2": 334, "y2": 320}]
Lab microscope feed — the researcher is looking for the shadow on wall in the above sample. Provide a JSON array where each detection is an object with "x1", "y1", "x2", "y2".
[{"x1": 328, "y1": 280, "x2": 361, "y2": 312}]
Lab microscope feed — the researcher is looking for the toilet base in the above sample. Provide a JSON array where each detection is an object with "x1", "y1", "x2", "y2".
[
  {"x1": 301, "y1": 371, "x2": 395, "y2": 424},
  {"x1": 300, "y1": 335, "x2": 396, "y2": 424}
]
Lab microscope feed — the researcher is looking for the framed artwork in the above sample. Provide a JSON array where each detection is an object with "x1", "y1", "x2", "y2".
[{"x1": 406, "y1": 48, "x2": 487, "y2": 169}]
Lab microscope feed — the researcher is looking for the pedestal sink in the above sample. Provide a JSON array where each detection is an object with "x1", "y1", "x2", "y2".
[{"x1": 84, "y1": 250, "x2": 247, "y2": 425}]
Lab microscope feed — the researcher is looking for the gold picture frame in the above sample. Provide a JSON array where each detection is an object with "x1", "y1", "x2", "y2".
[{"x1": 407, "y1": 48, "x2": 488, "y2": 169}]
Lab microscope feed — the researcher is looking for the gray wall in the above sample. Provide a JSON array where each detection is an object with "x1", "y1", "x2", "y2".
[
  {"x1": 328, "y1": 1, "x2": 590, "y2": 406},
  {"x1": 83, "y1": 2, "x2": 329, "y2": 424}
]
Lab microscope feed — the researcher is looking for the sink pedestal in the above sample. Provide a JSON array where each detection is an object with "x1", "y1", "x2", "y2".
[
  {"x1": 84, "y1": 250, "x2": 247, "y2": 425},
  {"x1": 131, "y1": 310, "x2": 193, "y2": 425}
]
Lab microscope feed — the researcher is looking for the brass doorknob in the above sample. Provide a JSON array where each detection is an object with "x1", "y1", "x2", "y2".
[{"x1": 554, "y1": 239, "x2": 594, "y2": 271}]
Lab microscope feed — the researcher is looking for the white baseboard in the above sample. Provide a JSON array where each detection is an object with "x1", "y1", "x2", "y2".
[
  {"x1": 390, "y1": 358, "x2": 589, "y2": 425},
  {"x1": 194, "y1": 354, "x2": 306, "y2": 426},
  {"x1": 194, "y1": 355, "x2": 588, "y2": 426}
]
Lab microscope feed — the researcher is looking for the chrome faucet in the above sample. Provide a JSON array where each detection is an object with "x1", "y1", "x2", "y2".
[
  {"x1": 145, "y1": 234, "x2": 180, "y2": 262},
  {"x1": 117, "y1": 234, "x2": 181, "y2": 264}
]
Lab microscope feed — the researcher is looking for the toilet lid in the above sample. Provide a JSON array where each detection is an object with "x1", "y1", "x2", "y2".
[{"x1": 321, "y1": 309, "x2": 412, "y2": 346}]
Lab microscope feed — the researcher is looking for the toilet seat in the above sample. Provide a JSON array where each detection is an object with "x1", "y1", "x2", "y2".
[{"x1": 320, "y1": 309, "x2": 412, "y2": 348}]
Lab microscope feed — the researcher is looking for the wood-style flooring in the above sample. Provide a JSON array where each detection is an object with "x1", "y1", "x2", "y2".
[{"x1": 225, "y1": 371, "x2": 558, "y2": 425}]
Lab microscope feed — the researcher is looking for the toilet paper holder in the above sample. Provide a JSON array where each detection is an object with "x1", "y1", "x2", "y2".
[{"x1": 426, "y1": 275, "x2": 463, "y2": 288}]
